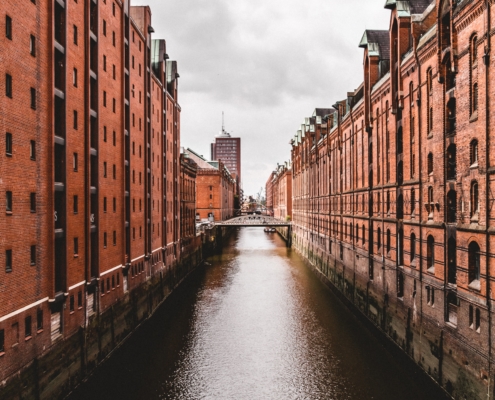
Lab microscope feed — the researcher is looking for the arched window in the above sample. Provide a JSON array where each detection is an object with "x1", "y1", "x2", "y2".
[
  {"x1": 472, "y1": 83, "x2": 478, "y2": 113},
  {"x1": 471, "y1": 181, "x2": 479, "y2": 217},
  {"x1": 386, "y1": 229, "x2": 391, "y2": 254},
  {"x1": 362, "y1": 225, "x2": 365, "y2": 245},
  {"x1": 427, "y1": 235, "x2": 435, "y2": 271},
  {"x1": 427, "y1": 68, "x2": 433, "y2": 95},
  {"x1": 429, "y1": 107, "x2": 434, "y2": 133},
  {"x1": 409, "y1": 81, "x2": 414, "y2": 107},
  {"x1": 447, "y1": 189, "x2": 457, "y2": 223},
  {"x1": 377, "y1": 227, "x2": 381, "y2": 251},
  {"x1": 427, "y1": 153, "x2": 433, "y2": 175},
  {"x1": 472, "y1": 35, "x2": 478, "y2": 68},
  {"x1": 428, "y1": 186, "x2": 434, "y2": 203},
  {"x1": 410, "y1": 233, "x2": 416, "y2": 261},
  {"x1": 446, "y1": 144, "x2": 456, "y2": 180},
  {"x1": 377, "y1": 193, "x2": 381, "y2": 213},
  {"x1": 356, "y1": 224, "x2": 359, "y2": 242},
  {"x1": 387, "y1": 191, "x2": 391, "y2": 213},
  {"x1": 468, "y1": 241, "x2": 481, "y2": 284},
  {"x1": 471, "y1": 139, "x2": 479, "y2": 165}
]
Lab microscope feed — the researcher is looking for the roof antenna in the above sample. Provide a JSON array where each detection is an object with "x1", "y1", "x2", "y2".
[{"x1": 222, "y1": 111, "x2": 225, "y2": 134}]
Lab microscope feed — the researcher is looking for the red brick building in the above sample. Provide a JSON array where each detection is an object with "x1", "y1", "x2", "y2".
[
  {"x1": 270, "y1": 163, "x2": 292, "y2": 221},
  {"x1": 186, "y1": 148, "x2": 235, "y2": 222},
  {"x1": 0, "y1": 0, "x2": 190, "y2": 387},
  {"x1": 211, "y1": 124, "x2": 241, "y2": 188},
  {"x1": 265, "y1": 172, "x2": 275, "y2": 216},
  {"x1": 277, "y1": 1, "x2": 495, "y2": 397}
]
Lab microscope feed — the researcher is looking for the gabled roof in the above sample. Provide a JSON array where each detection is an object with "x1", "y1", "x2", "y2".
[
  {"x1": 186, "y1": 148, "x2": 217, "y2": 170},
  {"x1": 384, "y1": 0, "x2": 434, "y2": 15},
  {"x1": 359, "y1": 30, "x2": 390, "y2": 60},
  {"x1": 313, "y1": 108, "x2": 335, "y2": 118}
]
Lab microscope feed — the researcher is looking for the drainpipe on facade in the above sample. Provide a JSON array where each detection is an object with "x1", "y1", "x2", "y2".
[
  {"x1": 484, "y1": 1, "x2": 492, "y2": 398},
  {"x1": 414, "y1": 25, "x2": 424, "y2": 379}
]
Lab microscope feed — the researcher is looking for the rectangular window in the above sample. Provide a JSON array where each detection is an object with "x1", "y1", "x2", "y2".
[
  {"x1": 6, "y1": 15, "x2": 12, "y2": 39},
  {"x1": 103, "y1": 90, "x2": 107, "y2": 106},
  {"x1": 112, "y1": 164, "x2": 116, "y2": 179},
  {"x1": 73, "y1": 68, "x2": 78, "y2": 87},
  {"x1": 73, "y1": 153, "x2": 78, "y2": 171},
  {"x1": 74, "y1": 237, "x2": 78, "y2": 255},
  {"x1": 112, "y1": 98, "x2": 116, "y2": 113},
  {"x1": 25, "y1": 316, "x2": 32, "y2": 338},
  {"x1": 103, "y1": 232, "x2": 107, "y2": 248},
  {"x1": 103, "y1": 162, "x2": 107, "y2": 177},
  {"x1": 113, "y1": 197, "x2": 116, "y2": 212},
  {"x1": 36, "y1": 309, "x2": 43, "y2": 331},
  {"x1": 6, "y1": 249, "x2": 12, "y2": 272},
  {"x1": 103, "y1": 126, "x2": 107, "y2": 142},
  {"x1": 113, "y1": 131, "x2": 116, "y2": 146},
  {"x1": 112, "y1": 2, "x2": 116, "y2": 16},
  {"x1": 6, "y1": 191, "x2": 12, "y2": 212},
  {"x1": 73, "y1": 110, "x2": 78, "y2": 130},
  {"x1": 102, "y1": 19, "x2": 106, "y2": 36},
  {"x1": 77, "y1": 291, "x2": 82, "y2": 308},
  {"x1": 30, "y1": 193, "x2": 36, "y2": 213},
  {"x1": 103, "y1": 197, "x2": 107, "y2": 213},
  {"x1": 30, "y1": 88, "x2": 36, "y2": 109},
  {"x1": 30, "y1": 140, "x2": 35, "y2": 160},
  {"x1": 113, "y1": 231, "x2": 116, "y2": 246},
  {"x1": 103, "y1": 55, "x2": 107, "y2": 71},
  {"x1": 30, "y1": 245, "x2": 36, "y2": 265},
  {"x1": 6, "y1": 74, "x2": 12, "y2": 98},
  {"x1": 6, "y1": 133, "x2": 12, "y2": 155},
  {"x1": 113, "y1": 64, "x2": 116, "y2": 80},
  {"x1": 30, "y1": 35, "x2": 36, "y2": 56},
  {"x1": 69, "y1": 295, "x2": 74, "y2": 312},
  {"x1": 73, "y1": 25, "x2": 78, "y2": 45},
  {"x1": 112, "y1": 31, "x2": 115, "y2": 46},
  {"x1": 73, "y1": 195, "x2": 78, "y2": 214}
]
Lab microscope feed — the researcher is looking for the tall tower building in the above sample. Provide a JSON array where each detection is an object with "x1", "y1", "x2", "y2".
[{"x1": 211, "y1": 114, "x2": 241, "y2": 186}]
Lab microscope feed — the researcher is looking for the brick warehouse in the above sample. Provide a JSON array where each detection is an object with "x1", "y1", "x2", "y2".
[
  {"x1": 185, "y1": 148, "x2": 236, "y2": 222},
  {"x1": 0, "y1": 0, "x2": 202, "y2": 397},
  {"x1": 268, "y1": 0, "x2": 495, "y2": 398}
]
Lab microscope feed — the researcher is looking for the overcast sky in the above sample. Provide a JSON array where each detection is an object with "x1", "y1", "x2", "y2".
[{"x1": 133, "y1": 0, "x2": 391, "y2": 197}]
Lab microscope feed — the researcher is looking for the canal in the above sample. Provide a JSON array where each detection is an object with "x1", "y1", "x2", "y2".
[{"x1": 68, "y1": 228, "x2": 447, "y2": 400}]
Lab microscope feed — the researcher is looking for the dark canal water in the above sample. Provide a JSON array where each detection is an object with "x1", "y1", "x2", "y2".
[{"x1": 68, "y1": 228, "x2": 447, "y2": 400}]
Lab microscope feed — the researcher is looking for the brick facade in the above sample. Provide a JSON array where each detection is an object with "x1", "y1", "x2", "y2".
[
  {"x1": 270, "y1": 1, "x2": 495, "y2": 398},
  {"x1": 0, "y1": 0, "x2": 193, "y2": 386}
]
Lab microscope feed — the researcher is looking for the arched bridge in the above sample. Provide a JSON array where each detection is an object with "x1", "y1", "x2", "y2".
[
  {"x1": 216, "y1": 216, "x2": 291, "y2": 227},
  {"x1": 215, "y1": 216, "x2": 293, "y2": 247}
]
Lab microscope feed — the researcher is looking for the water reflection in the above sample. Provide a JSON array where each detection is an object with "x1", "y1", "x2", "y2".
[{"x1": 69, "y1": 228, "x2": 447, "y2": 400}]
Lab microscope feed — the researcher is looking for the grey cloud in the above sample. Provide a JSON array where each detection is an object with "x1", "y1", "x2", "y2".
[{"x1": 133, "y1": 0, "x2": 390, "y2": 195}]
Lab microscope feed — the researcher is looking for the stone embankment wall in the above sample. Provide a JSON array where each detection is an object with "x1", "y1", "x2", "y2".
[{"x1": 292, "y1": 232, "x2": 487, "y2": 400}]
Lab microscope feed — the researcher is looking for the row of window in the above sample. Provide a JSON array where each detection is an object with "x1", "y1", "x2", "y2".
[
  {"x1": 0, "y1": 310, "x2": 43, "y2": 354},
  {"x1": 5, "y1": 134, "x2": 36, "y2": 158},
  {"x1": 100, "y1": 273, "x2": 120, "y2": 296},
  {"x1": 5, "y1": 15, "x2": 37, "y2": 56},
  {"x1": 5, "y1": 192, "x2": 37, "y2": 213},
  {"x1": 4, "y1": 246, "x2": 37, "y2": 272},
  {"x1": 4, "y1": 75, "x2": 37, "y2": 109}
]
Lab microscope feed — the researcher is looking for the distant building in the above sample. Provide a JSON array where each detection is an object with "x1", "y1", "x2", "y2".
[
  {"x1": 180, "y1": 151, "x2": 198, "y2": 243},
  {"x1": 271, "y1": 163, "x2": 292, "y2": 221},
  {"x1": 185, "y1": 148, "x2": 236, "y2": 222},
  {"x1": 210, "y1": 118, "x2": 241, "y2": 188},
  {"x1": 265, "y1": 172, "x2": 275, "y2": 216}
]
